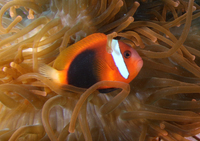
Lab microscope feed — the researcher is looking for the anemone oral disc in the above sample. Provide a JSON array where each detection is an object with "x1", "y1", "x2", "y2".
[{"x1": 111, "y1": 39, "x2": 129, "y2": 79}]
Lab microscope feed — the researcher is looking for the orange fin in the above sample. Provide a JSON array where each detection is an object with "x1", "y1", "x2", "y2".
[{"x1": 94, "y1": 57, "x2": 115, "y2": 81}]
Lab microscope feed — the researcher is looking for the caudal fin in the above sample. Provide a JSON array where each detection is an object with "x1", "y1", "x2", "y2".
[{"x1": 39, "y1": 64, "x2": 59, "y2": 83}]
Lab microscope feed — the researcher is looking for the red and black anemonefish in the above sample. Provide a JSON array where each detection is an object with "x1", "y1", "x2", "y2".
[{"x1": 39, "y1": 33, "x2": 143, "y2": 93}]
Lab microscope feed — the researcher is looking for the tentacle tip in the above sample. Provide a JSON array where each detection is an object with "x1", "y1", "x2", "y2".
[
  {"x1": 119, "y1": 1, "x2": 124, "y2": 7},
  {"x1": 111, "y1": 32, "x2": 118, "y2": 37},
  {"x1": 193, "y1": 6, "x2": 197, "y2": 11},
  {"x1": 152, "y1": 38, "x2": 157, "y2": 42},
  {"x1": 134, "y1": 1, "x2": 140, "y2": 7},
  {"x1": 68, "y1": 128, "x2": 75, "y2": 133},
  {"x1": 119, "y1": 112, "x2": 126, "y2": 120},
  {"x1": 27, "y1": 15, "x2": 34, "y2": 20},
  {"x1": 163, "y1": 131, "x2": 168, "y2": 136},
  {"x1": 9, "y1": 12, "x2": 16, "y2": 18},
  {"x1": 160, "y1": 123, "x2": 165, "y2": 129},
  {"x1": 10, "y1": 62, "x2": 15, "y2": 67},
  {"x1": 174, "y1": 1, "x2": 180, "y2": 7},
  {"x1": 128, "y1": 16, "x2": 134, "y2": 22},
  {"x1": 192, "y1": 55, "x2": 195, "y2": 61},
  {"x1": 2, "y1": 67, "x2": 7, "y2": 72},
  {"x1": 16, "y1": 15, "x2": 23, "y2": 20}
]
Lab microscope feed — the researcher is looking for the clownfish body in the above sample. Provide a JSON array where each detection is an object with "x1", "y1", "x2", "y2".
[{"x1": 40, "y1": 33, "x2": 143, "y2": 93}]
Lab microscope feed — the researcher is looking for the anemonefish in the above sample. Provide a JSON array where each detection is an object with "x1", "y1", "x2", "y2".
[{"x1": 39, "y1": 33, "x2": 143, "y2": 93}]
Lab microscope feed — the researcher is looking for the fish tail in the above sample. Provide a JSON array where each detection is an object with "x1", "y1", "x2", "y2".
[{"x1": 39, "y1": 64, "x2": 60, "y2": 83}]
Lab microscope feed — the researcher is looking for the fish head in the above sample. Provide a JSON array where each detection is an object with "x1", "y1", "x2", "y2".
[{"x1": 111, "y1": 40, "x2": 143, "y2": 83}]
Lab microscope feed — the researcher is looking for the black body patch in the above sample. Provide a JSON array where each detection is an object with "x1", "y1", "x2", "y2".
[
  {"x1": 68, "y1": 50, "x2": 98, "y2": 88},
  {"x1": 98, "y1": 88, "x2": 118, "y2": 93}
]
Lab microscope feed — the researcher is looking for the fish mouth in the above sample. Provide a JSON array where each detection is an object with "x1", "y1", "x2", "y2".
[{"x1": 136, "y1": 59, "x2": 143, "y2": 71}]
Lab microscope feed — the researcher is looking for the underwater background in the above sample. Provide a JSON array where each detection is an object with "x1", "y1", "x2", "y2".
[{"x1": 0, "y1": 0, "x2": 200, "y2": 140}]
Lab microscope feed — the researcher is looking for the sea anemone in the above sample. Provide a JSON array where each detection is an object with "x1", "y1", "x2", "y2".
[{"x1": 0, "y1": 0, "x2": 200, "y2": 140}]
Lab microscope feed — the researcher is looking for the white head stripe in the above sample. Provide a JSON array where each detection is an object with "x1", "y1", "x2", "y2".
[{"x1": 111, "y1": 39, "x2": 129, "y2": 79}]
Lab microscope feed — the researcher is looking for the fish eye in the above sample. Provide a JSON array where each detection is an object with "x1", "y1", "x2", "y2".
[{"x1": 123, "y1": 50, "x2": 131, "y2": 59}]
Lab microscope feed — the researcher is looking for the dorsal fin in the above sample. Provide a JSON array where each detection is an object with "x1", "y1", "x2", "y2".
[{"x1": 54, "y1": 33, "x2": 107, "y2": 70}]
